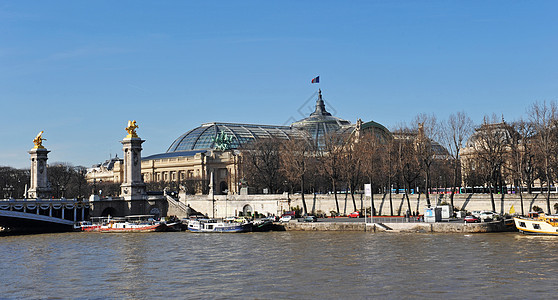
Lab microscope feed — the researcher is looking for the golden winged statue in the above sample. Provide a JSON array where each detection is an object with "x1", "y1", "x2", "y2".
[
  {"x1": 125, "y1": 120, "x2": 139, "y2": 138},
  {"x1": 33, "y1": 131, "x2": 46, "y2": 149}
]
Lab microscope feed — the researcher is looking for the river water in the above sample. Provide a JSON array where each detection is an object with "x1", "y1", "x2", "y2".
[{"x1": 0, "y1": 231, "x2": 556, "y2": 299}]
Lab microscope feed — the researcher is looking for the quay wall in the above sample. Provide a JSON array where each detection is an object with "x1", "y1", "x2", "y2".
[
  {"x1": 181, "y1": 193, "x2": 558, "y2": 218},
  {"x1": 278, "y1": 221, "x2": 510, "y2": 233},
  {"x1": 291, "y1": 193, "x2": 556, "y2": 215},
  {"x1": 378, "y1": 222, "x2": 511, "y2": 233}
]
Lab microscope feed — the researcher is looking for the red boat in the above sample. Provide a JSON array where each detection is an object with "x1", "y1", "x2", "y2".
[{"x1": 75, "y1": 215, "x2": 166, "y2": 233}]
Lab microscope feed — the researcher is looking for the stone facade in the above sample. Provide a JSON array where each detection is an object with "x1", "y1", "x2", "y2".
[
  {"x1": 181, "y1": 192, "x2": 558, "y2": 218},
  {"x1": 86, "y1": 150, "x2": 240, "y2": 195},
  {"x1": 141, "y1": 150, "x2": 240, "y2": 195},
  {"x1": 120, "y1": 137, "x2": 146, "y2": 200},
  {"x1": 86, "y1": 157, "x2": 124, "y2": 185},
  {"x1": 27, "y1": 147, "x2": 52, "y2": 199}
]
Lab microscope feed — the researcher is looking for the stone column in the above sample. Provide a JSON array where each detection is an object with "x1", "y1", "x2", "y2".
[
  {"x1": 120, "y1": 121, "x2": 146, "y2": 200},
  {"x1": 28, "y1": 147, "x2": 52, "y2": 199}
]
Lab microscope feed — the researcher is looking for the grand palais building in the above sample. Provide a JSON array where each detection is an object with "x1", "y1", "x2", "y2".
[{"x1": 86, "y1": 90, "x2": 394, "y2": 194}]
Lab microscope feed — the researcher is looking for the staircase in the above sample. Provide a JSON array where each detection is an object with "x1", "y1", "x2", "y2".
[
  {"x1": 374, "y1": 223, "x2": 393, "y2": 231},
  {"x1": 165, "y1": 195, "x2": 191, "y2": 218}
]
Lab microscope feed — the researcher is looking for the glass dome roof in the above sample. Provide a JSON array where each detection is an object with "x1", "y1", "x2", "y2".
[
  {"x1": 164, "y1": 90, "x2": 394, "y2": 154},
  {"x1": 360, "y1": 120, "x2": 393, "y2": 143},
  {"x1": 166, "y1": 122, "x2": 308, "y2": 152},
  {"x1": 290, "y1": 90, "x2": 352, "y2": 146}
]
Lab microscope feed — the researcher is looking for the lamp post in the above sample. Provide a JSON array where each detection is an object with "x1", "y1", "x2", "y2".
[
  {"x1": 224, "y1": 189, "x2": 228, "y2": 218},
  {"x1": 3, "y1": 185, "x2": 14, "y2": 199}
]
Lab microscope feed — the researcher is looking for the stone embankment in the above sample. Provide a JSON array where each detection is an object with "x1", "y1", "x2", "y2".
[
  {"x1": 280, "y1": 220, "x2": 515, "y2": 233},
  {"x1": 182, "y1": 192, "x2": 558, "y2": 219}
]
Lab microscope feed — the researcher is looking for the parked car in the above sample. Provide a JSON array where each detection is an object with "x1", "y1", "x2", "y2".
[
  {"x1": 279, "y1": 215, "x2": 293, "y2": 222},
  {"x1": 471, "y1": 211, "x2": 482, "y2": 218},
  {"x1": 464, "y1": 215, "x2": 480, "y2": 223},
  {"x1": 266, "y1": 215, "x2": 279, "y2": 222},
  {"x1": 304, "y1": 215, "x2": 317, "y2": 222},
  {"x1": 480, "y1": 211, "x2": 499, "y2": 222},
  {"x1": 348, "y1": 211, "x2": 360, "y2": 218}
]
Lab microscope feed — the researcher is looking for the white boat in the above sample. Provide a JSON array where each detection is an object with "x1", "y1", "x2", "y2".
[
  {"x1": 76, "y1": 215, "x2": 166, "y2": 233},
  {"x1": 187, "y1": 218, "x2": 250, "y2": 233},
  {"x1": 514, "y1": 212, "x2": 558, "y2": 235},
  {"x1": 73, "y1": 220, "x2": 101, "y2": 231}
]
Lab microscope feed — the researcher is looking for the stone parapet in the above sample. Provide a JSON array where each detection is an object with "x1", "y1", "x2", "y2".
[{"x1": 181, "y1": 192, "x2": 558, "y2": 218}]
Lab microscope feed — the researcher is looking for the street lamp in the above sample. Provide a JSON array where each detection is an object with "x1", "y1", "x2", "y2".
[
  {"x1": 3, "y1": 185, "x2": 14, "y2": 199},
  {"x1": 224, "y1": 189, "x2": 229, "y2": 218}
]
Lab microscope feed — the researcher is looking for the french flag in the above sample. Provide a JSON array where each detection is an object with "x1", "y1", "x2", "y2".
[{"x1": 311, "y1": 76, "x2": 319, "y2": 83}]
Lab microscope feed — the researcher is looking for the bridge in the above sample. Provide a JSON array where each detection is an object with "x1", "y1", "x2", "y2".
[
  {"x1": 0, "y1": 194, "x2": 193, "y2": 234},
  {"x1": 0, "y1": 198, "x2": 89, "y2": 234},
  {"x1": 88, "y1": 194, "x2": 192, "y2": 219}
]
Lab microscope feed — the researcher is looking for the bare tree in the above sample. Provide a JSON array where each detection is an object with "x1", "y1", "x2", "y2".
[
  {"x1": 528, "y1": 101, "x2": 558, "y2": 213},
  {"x1": 70, "y1": 166, "x2": 89, "y2": 199},
  {"x1": 48, "y1": 162, "x2": 75, "y2": 198},
  {"x1": 0, "y1": 166, "x2": 30, "y2": 199},
  {"x1": 413, "y1": 113, "x2": 439, "y2": 207},
  {"x1": 318, "y1": 133, "x2": 349, "y2": 214},
  {"x1": 506, "y1": 120, "x2": 534, "y2": 215},
  {"x1": 400, "y1": 135, "x2": 421, "y2": 214},
  {"x1": 178, "y1": 176, "x2": 208, "y2": 195},
  {"x1": 358, "y1": 131, "x2": 386, "y2": 216},
  {"x1": 470, "y1": 115, "x2": 509, "y2": 212},
  {"x1": 440, "y1": 111, "x2": 473, "y2": 208},
  {"x1": 241, "y1": 138, "x2": 284, "y2": 193},
  {"x1": 340, "y1": 136, "x2": 364, "y2": 213},
  {"x1": 281, "y1": 138, "x2": 315, "y2": 215}
]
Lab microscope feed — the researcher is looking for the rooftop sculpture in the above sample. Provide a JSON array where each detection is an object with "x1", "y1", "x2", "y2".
[
  {"x1": 213, "y1": 131, "x2": 233, "y2": 151},
  {"x1": 33, "y1": 131, "x2": 46, "y2": 149},
  {"x1": 125, "y1": 120, "x2": 139, "y2": 138}
]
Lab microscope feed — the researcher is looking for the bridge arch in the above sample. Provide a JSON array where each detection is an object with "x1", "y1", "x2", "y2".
[
  {"x1": 101, "y1": 207, "x2": 118, "y2": 217},
  {"x1": 242, "y1": 204, "x2": 252, "y2": 217}
]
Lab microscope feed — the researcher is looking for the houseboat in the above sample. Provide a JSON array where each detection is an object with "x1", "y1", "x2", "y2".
[
  {"x1": 187, "y1": 218, "x2": 251, "y2": 233},
  {"x1": 514, "y1": 212, "x2": 558, "y2": 235},
  {"x1": 76, "y1": 215, "x2": 166, "y2": 232}
]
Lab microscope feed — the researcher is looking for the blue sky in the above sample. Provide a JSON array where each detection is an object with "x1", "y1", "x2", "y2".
[{"x1": 1, "y1": 1, "x2": 557, "y2": 168}]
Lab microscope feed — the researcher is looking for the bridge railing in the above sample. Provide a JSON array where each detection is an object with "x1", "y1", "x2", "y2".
[
  {"x1": 370, "y1": 216, "x2": 424, "y2": 223},
  {"x1": 0, "y1": 199, "x2": 90, "y2": 222}
]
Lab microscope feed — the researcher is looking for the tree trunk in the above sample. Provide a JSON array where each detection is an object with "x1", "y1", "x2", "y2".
[
  {"x1": 425, "y1": 169, "x2": 431, "y2": 207},
  {"x1": 333, "y1": 179, "x2": 340, "y2": 214},
  {"x1": 489, "y1": 183, "x2": 496, "y2": 212},
  {"x1": 370, "y1": 181, "x2": 376, "y2": 216},
  {"x1": 312, "y1": 192, "x2": 316, "y2": 215},
  {"x1": 351, "y1": 190, "x2": 357, "y2": 213},
  {"x1": 344, "y1": 183, "x2": 349, "y2": 215},
  {"x1": 546, "y1": 184, "x2": 551, "y2": 214},
  {"x1": 518, "y1": 184, "x2": 524, "y2": 216},
  {"x1": 389, "y1": 188, "x2": 393, "y2": 216},
  {"x1": 300, "y1": 175, "x2": 307, "y2": 215},
  {"x1": 450, "y1": 160, "x2": 458, "y2": 208},
  {"x1": 405, "y1": 184, "x2": 412, "y2": 215}
]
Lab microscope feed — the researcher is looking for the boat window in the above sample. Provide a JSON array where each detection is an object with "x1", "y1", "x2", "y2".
[
  {"x1": 533, "y1": 224, "x2": 540, "y2": 229},
  {"x1": 519, "y1": 222, "x2": 526, "y2": 228}
]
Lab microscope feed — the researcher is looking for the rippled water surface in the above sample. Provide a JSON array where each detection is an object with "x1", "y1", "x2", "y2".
[{"x1": 1, "y1": 231, "x2": 557, "y2": 299}]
